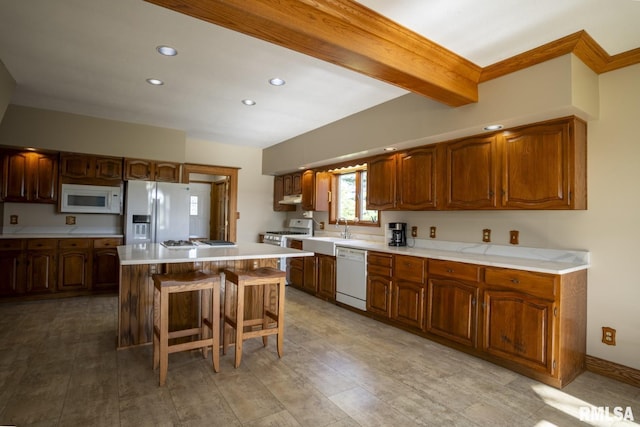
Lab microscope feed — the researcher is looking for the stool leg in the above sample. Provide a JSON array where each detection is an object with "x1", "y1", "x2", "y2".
[
  {"x1": 212, "y1": 281, "x2": 220, "y2": 372},
  {"x1": 159, "y1": 288, "x2": 169, "y2": 386},
  {"x1": 234, "y1": 280, "x2": 245, "y2": 368},
  {"x1": 153, "y1": 285, "x2": 160, "y2": 370},
  {"x1": 262, "y1": 284, "x2": 270, "y2": 347},
  {"x1": 276, "y1": 278, "x2": 285, "y2": 358},
  {"x1": 222, "y1": 278, "x2": 231, "y2": 356},
  {"x1": 201, "y1": 288, "x2": 209, "y2": 359}
]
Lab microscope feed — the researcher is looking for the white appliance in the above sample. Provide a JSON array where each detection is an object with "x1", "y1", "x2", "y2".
[
  {"x1": 263, "y1": 218, "x2": 313, "y2": 272},
  {"x1": 60, "y1": 183, "x2": 122, "y2": 214},
  {"x1": 336, "y1": 247, "x2": 367, "y2": 311},
  {"x1": 124, "y1": 181, "x2": 190, "y2": 245}
]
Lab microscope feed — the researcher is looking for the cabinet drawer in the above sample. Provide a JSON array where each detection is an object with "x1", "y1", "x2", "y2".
[
  {"x1": 0, "y1": 239, "x2": 24, "y2": 250},
  {"x1": 368, "y1": 252, "x2": 392, "y2": 267},
  {"x1": 368, "y1": 264, "x2": 392, "y2": 277},
  {"x1": 59, "y1": 238, "x2": 91, "y2": 249},
  {"x1": 395, "y1": 255, "x2": 426, "y2": 282},
  {"x1": 288, "y1": 239, "x2": 303, "y2": 250},
  {"x1": 93, "y1": 238, "x2": 123, "y2": 249},
  {"x1": 27, "y1": 239, "x2": 57, "y2": 250},
  {"x1": 429, "y1": 259, "x2": 481, "y2": 282},
  {"x1": 484, "y1": 267, "x2": 557, "y2": 299}
]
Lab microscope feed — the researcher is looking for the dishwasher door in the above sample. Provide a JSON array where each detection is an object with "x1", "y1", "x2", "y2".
[{"x1": 336, "y1": 247, "x2": 367, "y2": 311}]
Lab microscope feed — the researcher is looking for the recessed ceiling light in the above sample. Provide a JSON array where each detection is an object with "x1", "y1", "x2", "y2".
[
  {"x1": 483, "y1": 124, "x2": 503, "y2": 131},
  {"x1": 383, "y1": 147, "x2": 397, "y2": 151},
  {"x1": 156, "y1": 45, "x2": 178, "y2": 56},
  {"x1": 146, "y1": 78, "x2": 164, "y2": 86},
  {"x1": 269, "y1": 78, "x2": 286, "y2": 86},
  {"x1": 242, "y1": 99, "x2": 256, "y2": 106}
]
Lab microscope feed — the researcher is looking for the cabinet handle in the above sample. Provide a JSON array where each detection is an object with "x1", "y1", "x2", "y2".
[
  {"x1": 446, "y1": 268, "x2": 453, "y2": 273},
  {"x1": 510, "y1": 278, "x2": 520, "y2": 284},
  {"x1": 327, "y1": 190, "x2": 332, "y2": 203}
]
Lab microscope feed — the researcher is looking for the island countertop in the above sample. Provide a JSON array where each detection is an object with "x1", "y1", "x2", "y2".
[{"x1": 117, "y1": 242, "x2": 313, "y2": 265}]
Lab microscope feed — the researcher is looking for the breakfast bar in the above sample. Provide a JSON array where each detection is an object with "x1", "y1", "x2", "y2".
[{"x1": 116, "y1": 242, "x2": 313, "y2": 349}]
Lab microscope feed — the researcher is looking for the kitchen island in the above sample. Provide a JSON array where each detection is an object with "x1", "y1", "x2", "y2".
[{"x1": 117, "y1": 242, "x2": 313, "y2": 348}]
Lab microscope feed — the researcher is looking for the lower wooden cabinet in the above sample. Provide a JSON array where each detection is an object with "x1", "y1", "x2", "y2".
[
  {"x1": 392, "y1": 255, "x2": 427, "y2": 330},
  {"x1": 366, "y1": 252, "x2": 393, "y2": 316},
  {"x1": 316, "y1": 254, "x2": 336, "y2": 300},
  {"x1": 302, "y1": 256, "x2": 318, "y2": 293},
  {"x1": 426, "y1": 259, "x2": 480, "y2": 348},
  {"x1": 0, "y1": 237, "x2": 123, "y2": 298}
]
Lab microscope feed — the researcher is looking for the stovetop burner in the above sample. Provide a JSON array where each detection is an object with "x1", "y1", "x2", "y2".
[{"x1": 161, "y1": 240, "x2": 195, "y2": 248}]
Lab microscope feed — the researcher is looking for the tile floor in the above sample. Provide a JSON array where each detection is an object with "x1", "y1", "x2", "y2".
[{"x1": 0, "y1": 288, "x2": 638, "y2": 426}]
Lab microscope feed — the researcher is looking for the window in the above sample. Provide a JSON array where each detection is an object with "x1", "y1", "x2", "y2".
[
  {"x1": 189, "y1": 195, "x2": 198, "y2": 216},
  {"x1": 330, "y1": 167, "x2": 379, "y2": 226}
]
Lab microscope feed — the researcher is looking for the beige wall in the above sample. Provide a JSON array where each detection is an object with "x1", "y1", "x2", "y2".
[
  {"x1": 0, "y1": 59, "x2": 16, "y2": 121},
  {"x1": 0, "y1": 105, "x2": 185, "y2": 161},
  {"x1": 274, "y1": 60, "x2": 640, "y2": 371},
  {"x1": 184, "y1": 138, "x2": 288, "y2": 243}
]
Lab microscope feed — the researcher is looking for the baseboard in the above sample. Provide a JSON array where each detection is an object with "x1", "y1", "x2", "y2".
[{"x1": 586, "y1": 355, "x2": 640, "y2": 388}]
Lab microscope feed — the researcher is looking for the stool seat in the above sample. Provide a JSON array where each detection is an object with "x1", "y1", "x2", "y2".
[
  {"x1": 152, "y1": 271, "x2": 221, "y2": 386},
  {"x1": 223, "y1": 267, "x2": 286, "y2": 368}
]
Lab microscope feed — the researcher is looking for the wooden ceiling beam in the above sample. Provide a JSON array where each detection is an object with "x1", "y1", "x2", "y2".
[{"x1": 145, "y1": 0, "x2": 481, "y2": 107}]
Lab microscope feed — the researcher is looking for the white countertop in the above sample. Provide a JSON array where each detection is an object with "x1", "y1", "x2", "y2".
[
  {"x1": 117, "y1": 242, "x2": 314, "y2": 265},
  {"x1": 0, "y1": 233, "x2": 124, "y2": 239},
  {"x1": 301, "y1": 237, "x2": 589, "y2": 275}
]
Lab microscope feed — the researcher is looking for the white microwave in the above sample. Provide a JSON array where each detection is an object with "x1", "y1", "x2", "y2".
[{"x1": 60, "y1": 184, "x2": 122, "y2": 214}]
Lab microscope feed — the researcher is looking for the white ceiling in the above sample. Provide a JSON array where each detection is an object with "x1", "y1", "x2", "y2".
[{"x1": 0, "y1": 0, "x2": 639, "y2": 149}]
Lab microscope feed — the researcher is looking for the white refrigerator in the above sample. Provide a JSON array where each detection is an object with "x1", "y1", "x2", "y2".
[{"x1": 124, "y1": 181, "x2": 191, "y2": 244}]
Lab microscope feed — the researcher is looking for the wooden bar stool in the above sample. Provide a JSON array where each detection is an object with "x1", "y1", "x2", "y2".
[
  {"x1": 223, "y1": 267, "x2": 286, "y2": 368},
  {"x1": 152, "y1": 271, "x2": 221, "y2": 386}
]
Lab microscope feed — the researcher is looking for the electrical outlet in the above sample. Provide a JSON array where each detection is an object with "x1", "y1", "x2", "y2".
[
  {"x1": 430, "y1": 226, "x2": 436, "y2": 239},
  {"x1": 510, "y1": 230, "x2": 519, "y2": 245},
  {"x1": 482, "y1": 229, "x2": 491, "y2": 242},
  {"x1": 10, "y1": 215, "x2": 18, "y2": 225},
  {"x1": 65, "y1": 215, "x2": 76, "y2": 225},
  {"x1": 411, "y1": 226, "x2": 418, "y2": 238},
  {"x1": 602, "y1": 327, "x2": 616, "y2": 345}
]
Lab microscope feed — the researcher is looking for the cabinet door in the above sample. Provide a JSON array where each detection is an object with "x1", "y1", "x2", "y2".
[
  {"x1": 317, "y1": 254, "x2": 336, "y2": 300},
  {"x1": 482, "y1": 289, "x2": 554, "y2": 373},
  {"x1": 93, "y1": 249, "x2": 119, "y2": 290},
  {"x1": 273, "y1": 176, "x2": 295, "y2": 211},
  {"x1": 0, "y1": 250, "x2": 23, "y2": 296},
  {"x1": 366, "y1": 274, "x2": 392, "y2": 317},
  {"x1": 32, "y1": 153, "x2": 58, "y2": 203},
  {"x1": 391, "y1": 280, "x2": 426, "y2": 330},
  {"x1": 501, "y1": 119, "x2": 581, "y2": 209},
  {"x1": 443, "y1": 136, "x2": 498, "y2": 209},
  {"x1": 301, "y1": 170, "x2": 315, "y2": 211},
  {"x1": 58, "y1": 249, "x2": 91, "y2": 290},
  {"x1": 60, "y1": 154, "x2": 93, "y2": 178},
  {"x1": 426, "y1": 278, "x2": 478, "y2": 347},
  {"x1": 367, "y1": 154, "x2": 396, "y2": 210},
  {"x1": 397, "y1": 147, "x2": 437, "y2": 210},
  {"x1": 2, "y1": 151, "x2": 29, "y2": 201},
  {"x1": 95, "y1": 157, "x2": 123, "y2": 180},
  {"x1": 124, "y1": 158, "x2": 153, "y2": 181},
  {"x1": 303, "y1": 255, "x2": 318, "y2": 293},
  {"x1": 154, "y1": 162, "x2": 180, "y2": 182},
  {"x1": 26, "y1": 250, "x2": 57, "y2": 293}
]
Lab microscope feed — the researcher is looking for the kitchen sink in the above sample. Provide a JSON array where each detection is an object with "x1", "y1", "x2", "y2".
[{"x1": 302, "y1": 236, "x2": 360, "y2": 256}]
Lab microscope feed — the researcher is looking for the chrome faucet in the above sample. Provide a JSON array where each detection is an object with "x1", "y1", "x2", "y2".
[{"x1": 337, "y1": 217, "x2": 352, "y2": 239}]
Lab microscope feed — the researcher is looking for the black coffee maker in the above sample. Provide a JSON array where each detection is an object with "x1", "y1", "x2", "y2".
[{"x1": 388, "y1": 222, "x2": 407, "y2": 246}]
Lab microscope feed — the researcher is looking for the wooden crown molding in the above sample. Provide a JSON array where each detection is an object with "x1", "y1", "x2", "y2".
[
  {"x1": 146, "y1": 1, "x2": 639, "y2": 105},
  {"x1": 481, "y1": 30, "x2": 640, "y2": 82}
]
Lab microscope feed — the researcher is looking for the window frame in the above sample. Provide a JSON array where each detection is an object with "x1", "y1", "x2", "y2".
[{"x1": 328, "y1": 166, "x2": 380, "y2": 227}]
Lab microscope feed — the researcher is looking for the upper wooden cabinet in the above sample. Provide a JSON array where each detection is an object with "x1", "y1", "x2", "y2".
[
  {"x1": 443, "y1": 135, "x2": 499, "y2": 209},
  {"x1": 500, "y1": 117, "x2": 586, "y2": 209},
  {"x1": 1, "y1": 150, "x2": 58, "y2": 203},
  {"x1": 301, "y1": 170, "x2": 330, "y2": 211},
  {"x1": 397, "y1": 146, "x2": 438, "y2": 210},
  {"x1": 60, "y1": 153, "x2": 123, "y2": 183},
  {"x1": 367, "y1": 146, "x2": 438, "y2": 211},
  {"x1": 124, "y1": 158, "x2": 181, "y2": 182},
  {"x1": 283, "y1": 172, "x2": 302, "y2": 196},
  {"x1": 273, "y1": 175, "x2": 296, "y2": 212},
  {"x1": 366, "y1": 153, "x2": 397, "y2": 210}
]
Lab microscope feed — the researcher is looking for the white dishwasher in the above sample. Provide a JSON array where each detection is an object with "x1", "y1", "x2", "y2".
[{"x1": 336, "y1": 247, "x2": 367, "y2": 311}]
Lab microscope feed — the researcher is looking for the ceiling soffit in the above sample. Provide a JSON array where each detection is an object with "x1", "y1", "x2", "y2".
[{"x1": 145, "y1": 0, "x2": 640, "y2": 107}]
